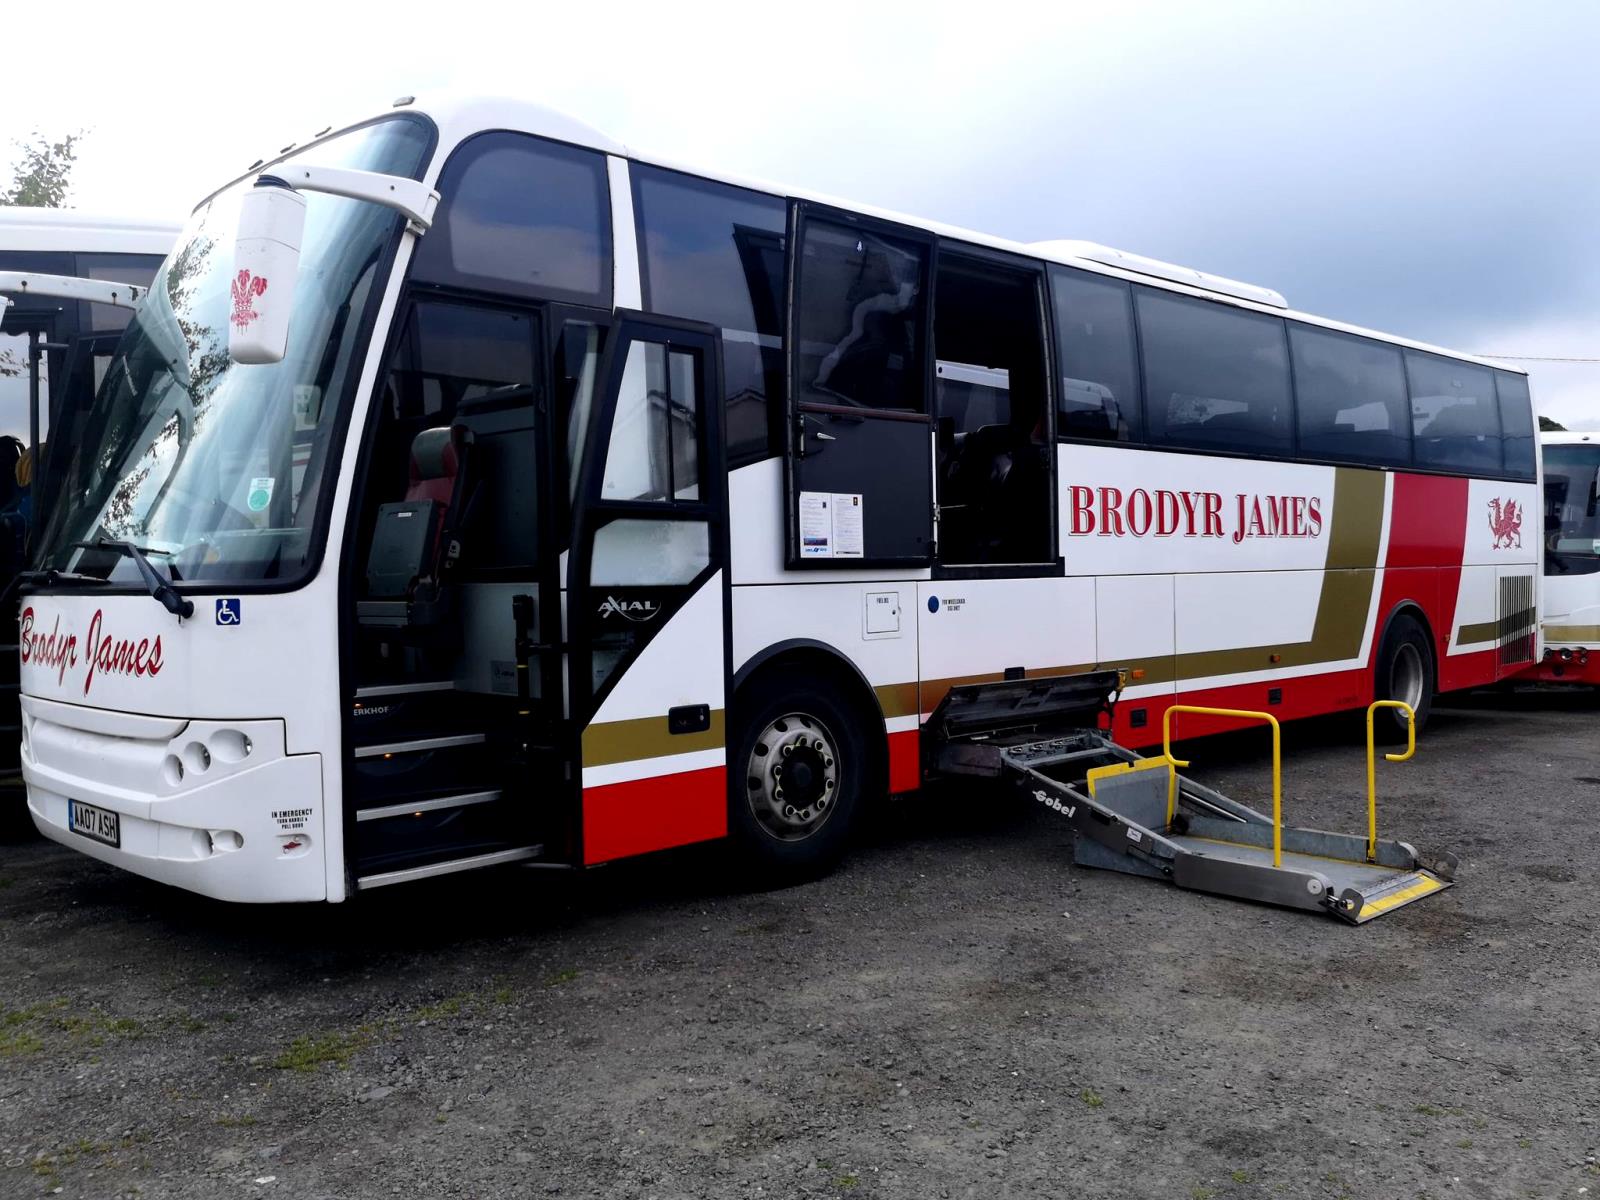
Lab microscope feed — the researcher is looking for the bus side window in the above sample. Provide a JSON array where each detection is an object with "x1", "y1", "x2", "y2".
[
  {"x1": 1290, "y1": 324, "x2": 1410, "y2": 467},
  {"x1": 933, "y1": 253, "x2": 1052, "y2": 565},
  {"x1": 1136, "y1": 287, "x2": 1292, "y2": 457},
  {"x1": 1049, "y1": 266, "x2": 1142, "y2": 442},
  {"x1": 411, "y1": 131, "x2": 612, "y2": 310},
  {"x1": 601, "y1": 342, "x2": 701, "y2": 504},
  {"x1": 1494, "y1": 371, "x2": 1536, "y2": 482},
  {"x1": 795, "y1": 221, "x2": 928, "y2": 415},
  {"x1": 1406, "y1": 352, "x2": 1502, "y2": 476},
  {"x1": 632, "y1": 165, "x2": 786, "y2": 467},
  {"x1": 76, "y1": 253, "x2": 166, "y2": 333}
]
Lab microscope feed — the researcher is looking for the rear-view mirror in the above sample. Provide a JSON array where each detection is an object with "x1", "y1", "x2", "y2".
[{"x1": 228, "y1": 178, "x2": 305, "y2": 365}]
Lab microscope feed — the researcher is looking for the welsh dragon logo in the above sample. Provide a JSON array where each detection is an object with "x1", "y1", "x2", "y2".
[{"x1": 1487, "y1": 498, "x2": 1523, "y2": 550}]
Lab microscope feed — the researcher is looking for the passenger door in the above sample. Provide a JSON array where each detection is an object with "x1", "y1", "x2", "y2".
[
  {"x1": 568, "y1": 315, "x2": 730, "y2": 864},
  {"x1": 37, "y1": 331, "x2": 122, "y2": 530},
  {"x1": 783, "y1": 203, "x2": 935, "y2": 567}
]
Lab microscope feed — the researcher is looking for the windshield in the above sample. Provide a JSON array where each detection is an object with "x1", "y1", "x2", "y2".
[
  {"x1": 33, "y1": 116, "x2": 432, "y2": 587},
  {"x1": 1544, "y1": 442, "x2": 1600, "y2": 576}
]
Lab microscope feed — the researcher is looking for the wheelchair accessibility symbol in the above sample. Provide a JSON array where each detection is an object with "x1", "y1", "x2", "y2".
[{"x1": 216, "y1": 599, "x2": 242, "y2": 626}]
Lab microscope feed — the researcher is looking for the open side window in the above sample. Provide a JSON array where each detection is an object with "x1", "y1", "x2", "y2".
[
  {"x1": 932, "y1": 250, "x2": 1054, "y2": 566},
  {"x1": 783, "y1": 204, "x2": 934, "y2": 568}
]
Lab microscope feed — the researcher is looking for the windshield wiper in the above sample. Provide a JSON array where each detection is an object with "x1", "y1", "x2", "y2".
[
  {"x1": 16, "y1": 568, "x2": 114, "y2": 588},
  {"x1": 71, "y1": 539, "x2": 194, "y2": 619},
  {"x1": 0, "y1": 567, "x2": 112, "y2": 612}
]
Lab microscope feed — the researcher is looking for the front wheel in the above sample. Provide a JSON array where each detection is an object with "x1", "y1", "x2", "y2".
[
  {"x1": 728, "y1": 675, "x2": 870, "y2": 881},
  {"x1": 1373, "y1": 614, "x2": 1435, "y2": 742}
]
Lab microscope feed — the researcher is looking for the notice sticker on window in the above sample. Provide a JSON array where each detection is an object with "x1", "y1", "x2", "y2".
[
  {"x1": 831, "y1": 493, "x2": 863, "y2": 558},
  {"x1": 292, "y1": 385, "x2": 323, "y2": 431},
  {"x1": 247, "y1": 476, "x2": 275, "y2": 513},
  {"x1": 799, "y1": 492, "x2": 832, "y2": 558}
]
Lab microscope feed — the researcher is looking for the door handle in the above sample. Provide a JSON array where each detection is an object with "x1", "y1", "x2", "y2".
[{"x1": 668, "y1": 704, "x2": 712, "y2": 735}]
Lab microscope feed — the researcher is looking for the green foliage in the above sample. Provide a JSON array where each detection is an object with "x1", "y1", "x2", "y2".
[
  {"x1": 1539, "y1": 415, "x2": 1567, "y2": 432},
  {"x1": 272, "y1": 1030, "x2": 367, "y2": 1072},
  {"x1": 2, "y1": 130, "x2": 85, "y2": 208}
]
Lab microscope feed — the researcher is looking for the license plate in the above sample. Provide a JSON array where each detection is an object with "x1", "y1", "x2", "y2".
[{"x1": 68, "y1": 800, "x2": 121, "y2": 848}]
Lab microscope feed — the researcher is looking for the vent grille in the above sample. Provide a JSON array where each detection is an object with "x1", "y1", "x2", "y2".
[{"x1": 1498, "y1": 575, "x2": 1535, "y2": 667}]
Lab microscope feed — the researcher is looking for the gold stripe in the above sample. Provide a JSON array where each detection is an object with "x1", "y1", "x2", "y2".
[
  {"x1": 1458, "y1": 606, "x2": 1536, "y2": 647},
  {"x1": 1545, "y1": 624, "x2": 1600, "y2": 643},
  {"x1": 582, "y1": 709, "x2": 725, "y2": 768},
  {"x1": 916, "y1": 663, "x2": 1099, "y2": 717},
  {"x1": 910, "y1": 464, "x2": 1386, "y2": 714},
  {"x1": 874, "y1": 682, "x2": 921, "y2": 720},
  {"x1": 1360, "y1": 875, "x2": 1445, "y2": 916},
  {"x1": 1174, "y1": 467, "x2": 1386, "y2": 678}
]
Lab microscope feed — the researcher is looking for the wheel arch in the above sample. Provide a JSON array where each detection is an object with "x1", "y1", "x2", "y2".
[
  {"x1": 731, "y1": 639, "x2": 889, "y2": 796},
  {"x1": 1375, "y1": 600, "x2": 1437, "y2": 671}
]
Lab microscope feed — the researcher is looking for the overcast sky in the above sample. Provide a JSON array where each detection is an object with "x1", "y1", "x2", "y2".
[{"x1": 8, "y1": 0, "x2": 1598, "y2": 426}]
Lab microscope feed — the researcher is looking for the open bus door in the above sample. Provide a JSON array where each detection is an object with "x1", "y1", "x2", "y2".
[
  {"x1": 0, "y1": 314, "x2": 75, "y2": 803},
  {"x1": 567, "y1": 315, "x2": 730, "y2": 865},
  {"x1": 33, "y1": 331, "x2": 122, "y2": 537}
]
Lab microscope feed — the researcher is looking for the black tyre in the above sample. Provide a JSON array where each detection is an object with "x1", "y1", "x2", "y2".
[
  {"x1": 728, "y1": 672, "x2": 872, "y2": 881},
  {"x1": 1373, "y1": 614, "x2": 1434, "y2": 742}
]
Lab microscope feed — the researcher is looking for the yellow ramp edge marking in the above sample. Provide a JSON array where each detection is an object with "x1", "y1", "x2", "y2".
[
  {"x1": 1086, "y1": 756, "x2": 1171, "y2": 797},
  {"x1": 1360, "y1": 874, "x2": 1446, "y2": 917}
]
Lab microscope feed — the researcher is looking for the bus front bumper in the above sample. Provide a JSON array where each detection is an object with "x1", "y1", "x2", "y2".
[{"x1": 21, "y1": 698, "x2": 327, "y2": 903}]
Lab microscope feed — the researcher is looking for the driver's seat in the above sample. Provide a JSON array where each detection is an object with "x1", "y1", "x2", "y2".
[{"x1": 357, "y1": 424, "x2": 475, "y2": 628}]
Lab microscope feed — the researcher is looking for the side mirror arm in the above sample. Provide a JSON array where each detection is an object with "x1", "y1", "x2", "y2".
[
  {"x1": 261, "y1": 163, "x2": 439, "y2": 234},
  {"x1": 229, "y1": 165, "x2": 440, "y2": 365}
]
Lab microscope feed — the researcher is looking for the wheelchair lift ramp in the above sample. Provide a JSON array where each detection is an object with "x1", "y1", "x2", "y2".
[
  {"x1": 1002, "y1": 741, "x2": 1455, "y2": 924},
  {"x1": 1168, "y1": 836, "x2": 1450, "y2": 924}
]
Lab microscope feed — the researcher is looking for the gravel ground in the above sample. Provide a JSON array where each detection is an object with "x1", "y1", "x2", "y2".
[{"x1": 1, "y1": 688, "x2": 1597, "y2": 1200}]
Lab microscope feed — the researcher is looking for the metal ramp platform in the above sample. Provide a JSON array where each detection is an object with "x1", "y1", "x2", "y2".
[{"x1": 926, "y1": 672, "x2": 1456, "y2": 925}]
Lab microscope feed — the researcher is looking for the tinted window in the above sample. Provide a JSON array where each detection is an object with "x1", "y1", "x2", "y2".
[
  {"x1": 1049, "y1": 266, "x2": 1141, "y2": 441},
  {"x1": 1494, "y1": 370, "x2": 1536, "y2": 481},
  {"x1": 1135, "y1": 288, "x2": 1291, "y2": 454},
  {"x1": 77, "y1": 253, "x2": 166, "y2": 332},
  {"x1": 0, "y1": 251, "x2": 74, "y2": 445},
  {"x1": 602, "y1": 341, "x2": 702, "y2": 503},
  {"x1": 412, "y1": 132, "x2": 611, "y2": 307},
  {"x1": 1406, "y1": 352, "x2": 1501, "y2": 474},
  {"x1": 633, "y1": 166, "x2": 785, "y2": 465},
  {"x1": 1289, "y1": 325, "x2": 1410, "y2": 466},
  {"x1": 382, "y1": 301, "x2": 541, "y2": 572},
  {"x1": 1543, "y1": 443, "x2": 1600, "y2": 576},
  {"x1": 795, "y1": 220, "x2": 928, "y2": 413}
]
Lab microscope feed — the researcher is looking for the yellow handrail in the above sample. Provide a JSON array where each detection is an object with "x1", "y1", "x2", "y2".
[
  {"x1": 1364, "y1": 700, "x2": 1415, "y2": 863},
  {"x1": 1163, "y1": 705, "x2": 1284, "y2": 867}
]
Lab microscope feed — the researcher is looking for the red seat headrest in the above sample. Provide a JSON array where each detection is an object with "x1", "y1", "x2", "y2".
[{"x1": 406, "y1": 425, "x2": 470, "y2": 506}]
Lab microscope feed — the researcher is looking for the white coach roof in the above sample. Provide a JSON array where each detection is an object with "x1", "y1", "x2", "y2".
[{"x1": 0, "y1": 207, "x2": 181, "y2": 255}]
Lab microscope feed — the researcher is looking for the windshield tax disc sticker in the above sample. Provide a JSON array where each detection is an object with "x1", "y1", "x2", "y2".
[{"x1": 247, "y1": 476, "x2": 275, "y2": 512}]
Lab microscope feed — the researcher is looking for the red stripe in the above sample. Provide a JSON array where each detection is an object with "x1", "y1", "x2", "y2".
[
  {"x1": 887, "y1": 728, "x2": 920, "y2": 794},
  {"x1": 1518, "y1": 655, "x2": 1600, "y2": 686},
  {"x1": 1375, "y1": 473, "x2": 1470, "y2": 687},
  {"x1": 582, "y1": 766, "x2": 727, "y2": 865},
  {"x1": 1110, "y1": 669, "x2": 1369, "y2": 749}
]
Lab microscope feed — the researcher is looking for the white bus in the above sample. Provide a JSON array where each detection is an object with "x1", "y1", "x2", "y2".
[
  {"x1": 17, "y1": 96, "x2": 1540, "y2": 902},
  {"x1": 1, "y1": 208, "x2": 178, "y2": 798},
  {"x1": 1524, "y1": 431, "x2": 1599, "y2": 683},
  {"x1": 0, "y1": 208, "x2": 177, "y2": 450}
]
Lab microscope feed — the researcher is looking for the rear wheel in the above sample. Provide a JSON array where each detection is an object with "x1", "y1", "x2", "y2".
[
  {"x1": 729, "y1": 673, "x2": 870, "y2": 880},
  {"x1": 1374, "y1": 614, "x2": 1434, "y2": 742}
]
